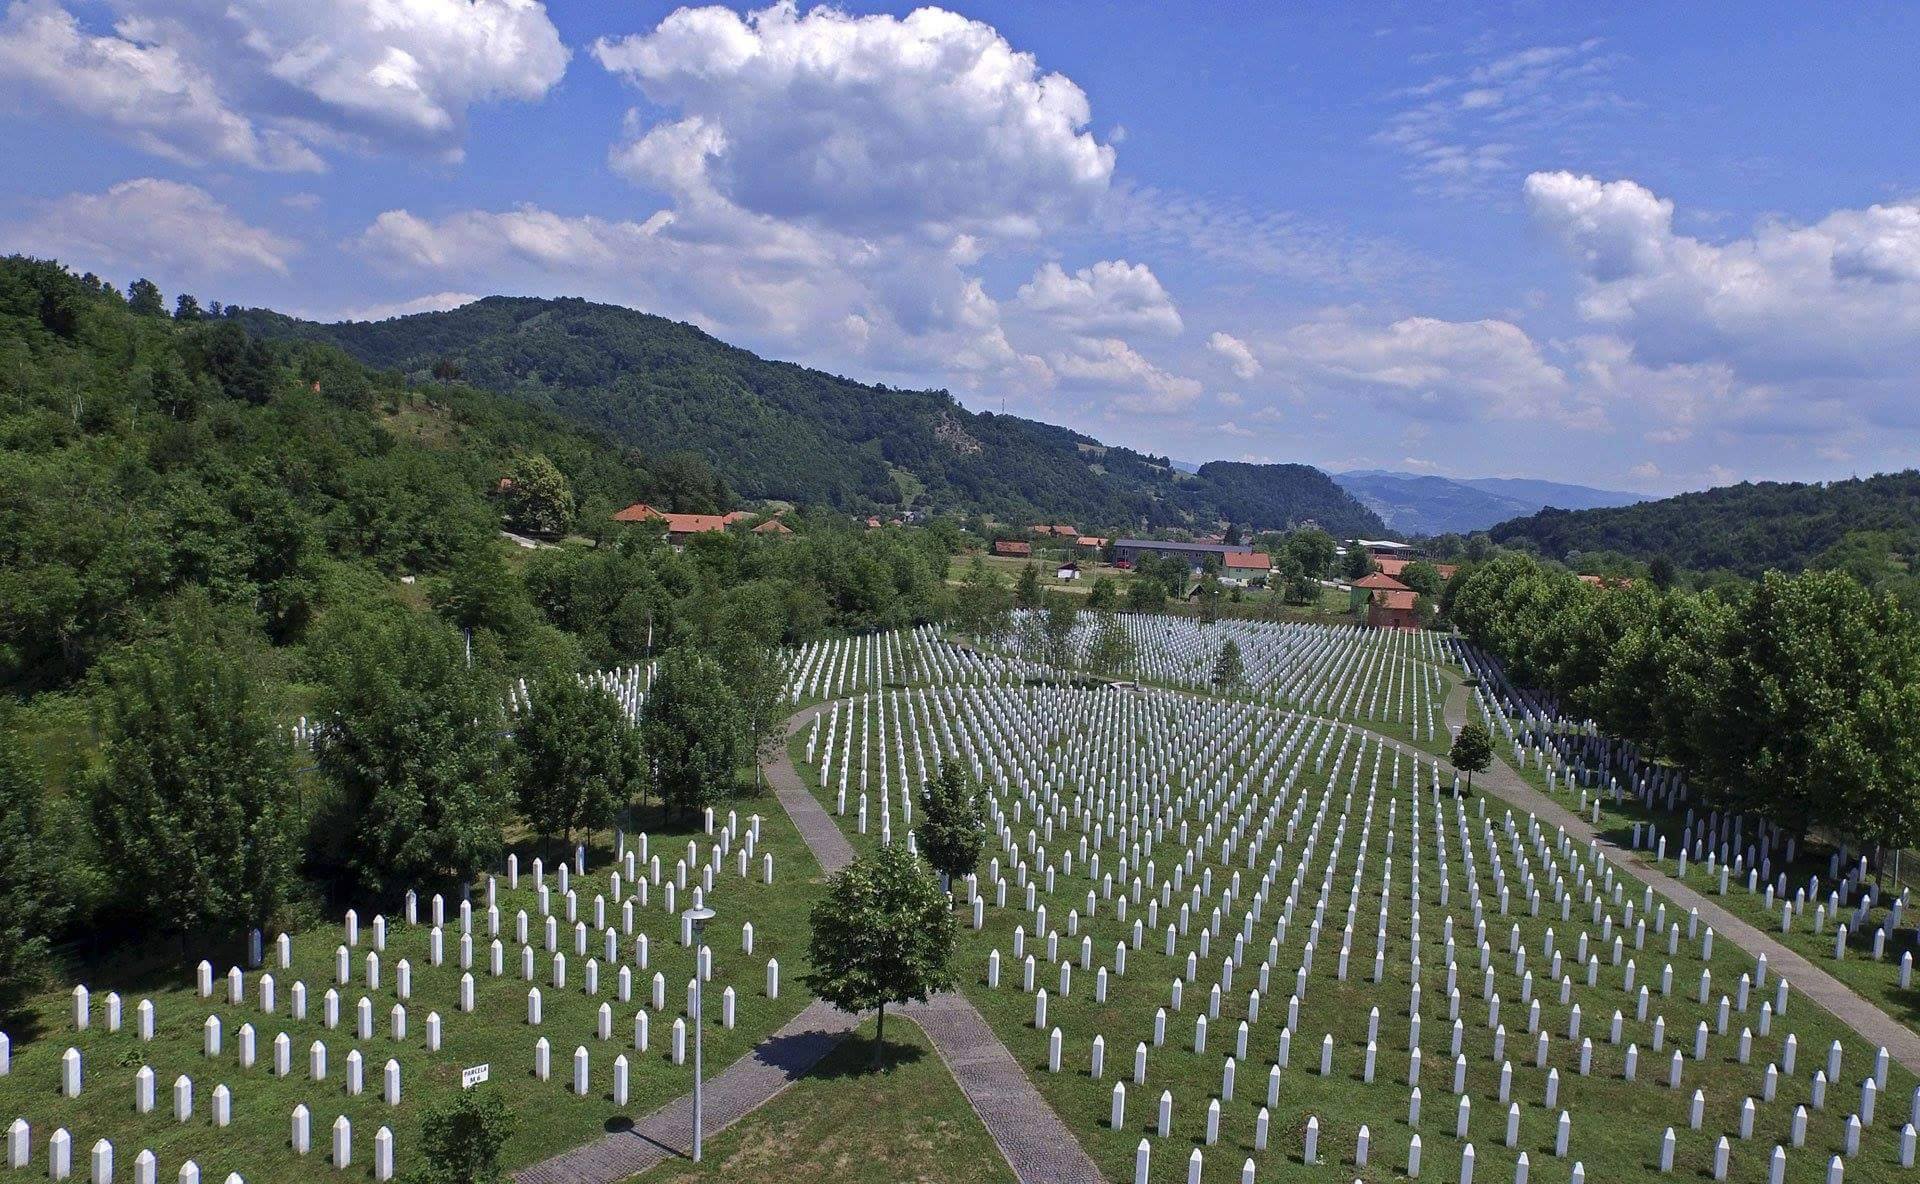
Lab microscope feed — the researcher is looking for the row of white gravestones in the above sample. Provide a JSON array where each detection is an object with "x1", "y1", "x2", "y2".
[
  {"x1": 4, "y1": 1118, "x2": 395, "y2": 1183},
  {"x1": 1458, "y1": 640, "x2": 1920, "y2": 996},
  {"x1": 3, "y1": 806, "x2": 789, "y2": 1184},
  {"x1": 992, "y1": 610, "x2": 1449, "y2": 727},
  {"x1": 875, "y1": 683, "x2": 1920, "y2": 1174}
]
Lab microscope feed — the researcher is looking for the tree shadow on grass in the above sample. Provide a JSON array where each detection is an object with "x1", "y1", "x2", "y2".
[{"x1": 805, "y1": 1031, "x2": 927, "y2": 1080}]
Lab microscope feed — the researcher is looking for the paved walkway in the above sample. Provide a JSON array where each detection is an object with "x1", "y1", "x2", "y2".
[
  {"x1": 515, "y1": 707, "x2": 854, "y2": 1184},
  {"x1": 514, "y1": 999, "x2": 860, "y2": 1184},
  {"x1": 1430, "y1": 678, "x2": 1920, "y2": 1075},
  {"x1": 899, "y1": 994, "x2": 1105, "y2": 1184},
  {"x1": 774, "y1": 702, "x2": 1103, "y2": 1184},
  {"x1": 770, "y1": 703, "x2": 856, "y2": 874},
  {"x1": 517, "y1": 699, "x2": 1100, "y2": 1184}
]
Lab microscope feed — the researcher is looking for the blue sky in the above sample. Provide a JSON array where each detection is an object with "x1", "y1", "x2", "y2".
[{"x1": 4, "y1": 1, "x2": 1918, "y2": 494}]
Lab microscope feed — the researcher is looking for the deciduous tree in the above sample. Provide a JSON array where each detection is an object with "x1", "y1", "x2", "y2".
[
  {"x1": 512, "y1": 671, "x2": 645, "y2": 849},
  {"x1": 804, "y1": 841, "x2": 955, "y2": 1064},
  {"x1": 313, "y1": 610, "x2": 509, "y2": 901},
  {"x1": 86, "y1": 626, "x2": 297, "y2": 935},
  {"x1": 641, "y1": 647, "x2": 745, "y2": 818},
  {"x1": 1449, "y1": 721, "x2": 1494, "y2": 793},
  {"x1": 916, "y1": 762, "x2": 985, "y2": 892}
]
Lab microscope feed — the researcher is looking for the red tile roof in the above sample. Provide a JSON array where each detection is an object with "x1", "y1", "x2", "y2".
[
  {"x1": 612, "y1": 503, "x2": 664, "y2": 523},
  {"x1": 752, "y1": 519, "x2": 792, "y2": 534},
  {"x1": 661, "y1": 513, "x2": 729, "y2": 535},
  {"x1": 1075, "y1": 536, "x2": 1108, "y2": 548},
  {"x1": 1223, "y1": 551, "x2": 1272, "y2": 570},
  {"x1": 994, "y1": 540, "x2": 1033, "y2": 556},
  {"x1": 1355, "y1": 572, "x2": 1412, "y2": 591}
]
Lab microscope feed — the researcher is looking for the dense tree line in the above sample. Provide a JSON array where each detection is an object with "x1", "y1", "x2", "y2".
[{"x1": 1445, "y1": 553, "x2": 1920, "y2": 851}]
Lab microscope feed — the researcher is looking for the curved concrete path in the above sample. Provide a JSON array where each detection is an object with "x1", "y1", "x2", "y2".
[
  {"x1": 517, "y1": 699, "x2": 1099, "y2": 1184},
  {"x1": 769, "y1": 702, "x2": 1104, "y2": 1184},
  {"x1": 514, "y1": 998, "x2": 859, "y2": 1184},
  {"x1": 1429, "y1": 677, "x2": 1920, "y2": 1075}
]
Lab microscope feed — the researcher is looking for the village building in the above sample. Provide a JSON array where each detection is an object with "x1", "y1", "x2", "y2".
[
  {"x1": 992, "y1": 539, "x2": 1033, "y2": 558},
  {"x1": 1110, "y1": 538, "x2": 1253, "y2": 571},
  {"x1": 1222, "y1": 551, "x2": 1273, "y2": 583},
  {"x1": 1366, "y1": 588, "x2": 1422, "y2": 631}
]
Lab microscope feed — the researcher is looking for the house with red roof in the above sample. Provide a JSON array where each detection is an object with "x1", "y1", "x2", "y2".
[{"x1": 1367, "y1": 589, "x2": 1422, "y2": 631}]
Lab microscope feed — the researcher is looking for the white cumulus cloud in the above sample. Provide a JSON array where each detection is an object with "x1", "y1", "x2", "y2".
[
  {"x1": 1525, "y1": 170, "x2": 1920, "y2": 381},
  {"x1": 1262, "y1": 314, "x2": 1589, "y2": 424},
  {"x1": 0, "y1": 0, "x2": 567, "y2": 168},
  {"x1": 2, "y1": 177, "x2": 297, "y2": 276},
  {"x1": 593, "y1": 3, "x2": 1113, "y2": 240},
  {"x1": 1047, "y1": 336, "x2": 1202, "y2": 414},
  {"x1": 1015, "y1": 259, "x2": 1182, "y2": 337},
  {"x1": 1207, "y1": 331, "x2": 1261, "y2": 379},
  {"x1": 0, "y1": 0, "x2": 320, "y2": 171}
]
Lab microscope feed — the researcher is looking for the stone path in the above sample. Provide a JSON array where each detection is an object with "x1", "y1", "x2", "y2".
[
  {"x1": 898, "y1": 994, "x2": 1104, "y2": 1184},
  {"x1": 1431, "y1": 676, "x2": 1920, "y2": 1075},
  {"x1": 769, "y1": 703, "x2": 856, "y2": 874},
  {"x1": 517, "y1": 699, "x2": 1099, "y2": 1184},
  {"x1": 773, "y1": 702, "x2": 1103, "y2": 1184},
  {"x1": 513, "y1": 999, "x2": 860, "y2": 1184},
  {"x1": 514, "y1": 705, "x2": 854, "y2": 1184}
]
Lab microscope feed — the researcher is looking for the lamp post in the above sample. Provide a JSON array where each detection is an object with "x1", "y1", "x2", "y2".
[{"x1": 681, "y1": 903, "x2": 716, "y2": 1162}]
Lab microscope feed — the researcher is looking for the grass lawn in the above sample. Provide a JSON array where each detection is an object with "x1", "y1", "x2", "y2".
[
  {"x1": 0, "y1": 785, "x2": 829, "y2": 1183},
  {"x1": 649, "y1": 1016, "x2": 1016, "y2": 1184},
  {"x1": 790, "y1": 681, "x2": 1920, "y2": 1182}
]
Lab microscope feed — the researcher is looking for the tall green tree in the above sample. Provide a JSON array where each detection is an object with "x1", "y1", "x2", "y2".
[
  {"x1": 953, "y1": 556, "x2": 1011, "y2": 640},
  {"x1": 0, "y1": 728, "x2": 68, "y2": 1012},
  {"x1": 804, "y1": 841, "x2": 955, "y2": 1064},
  {"x1": 1211, "y1": 638, "x2": 1245, "y2": 688},
  {"x1": 916, "y1": 762, "x2": 985, "y2": 892},
  {"x1": 1399, "y1": 560, "x2": 1445, "y2": 598},
  {"x1": 1015, "y1": 563, "x2": 1044, "y2": 609},
  {"x1": 1449, "y1": 721, "x2": 1494, "y2": 793},
  {"x1": 503, "y1": 454, "x2": 575, "y2": 538},
  {"x1": 1126, "y1": 574, "x2": 1166, "y2": 612},
  {"x1": 512, "y1": 671, "x2": 645, "y2": 849},
  {"x1": 1195, "y1": 574, "x2": 1223, "y2": 625},
  {"x1": 313, "y1": 611, "x2": 509, "y2": 901},
  {"x1": 1343, "y1": 546, "x2": 1376, "y2": 582},
  {"x1": 1086, "y1": 575, "x2": 1119, "y2": 613},
  {"x1": 85, "y1": 628, "x2": 297, "y2": 935},
  {"x1": 1699, "y1": 570, "x2": 1920, "y2": 846},
  {"x1": 641, "y1": 647, "x2": 745, "y2": 817},
  {"x1": 127, "y1": 277, "x2": 165, "y2": 317},
  {"x1": 1285, "y1": 528, "x2": 1337, "y2": 579},
  {"x1": 407, "y1": 1085, "x2": 516, "y2": 1184},
  {"x1": 1086, "y1": 611, "x2": 1136, "y2": 679},
  {"x1": 1041, "y1": 595, "x2": 1080, "y2": 673}
]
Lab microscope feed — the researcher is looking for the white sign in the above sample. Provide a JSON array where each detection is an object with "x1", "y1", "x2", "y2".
[{"x1": 461, "y1": 1064, "x2": 490, "y2": 1089}]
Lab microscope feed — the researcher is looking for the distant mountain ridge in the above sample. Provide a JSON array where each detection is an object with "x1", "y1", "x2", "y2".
[
  {"x1": 234, "y1": 296, "x2": 1384, "y2": 536},
  {"x1": 1332, "y1": 469, "x2": 1642, "y2": 535}
]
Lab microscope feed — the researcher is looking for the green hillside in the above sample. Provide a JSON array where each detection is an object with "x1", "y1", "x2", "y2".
[
  {"x1": 0, "y1": 258, "x2": 951, "y2": 699},
  {"x1": 1488, "y1": 471, "x2": 1920, "y2": 579},
  {"x1": 234, "y1": 296, "x2": 1383, "y2": 536}
]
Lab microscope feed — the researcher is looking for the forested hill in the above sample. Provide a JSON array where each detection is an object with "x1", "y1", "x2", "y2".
[
  {"x1": 1488, "y1": 470, "x2": 1920, "y2": 578},
  {"x1": 234, "y1": 296, "x2": 1383, "y2": 535}
]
